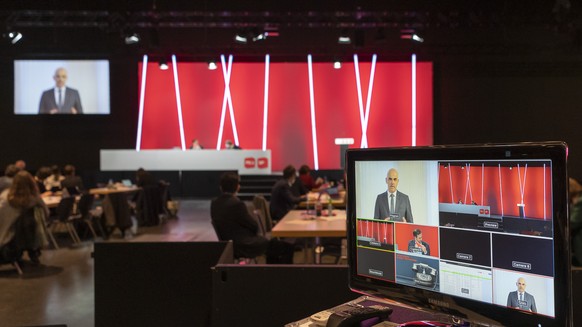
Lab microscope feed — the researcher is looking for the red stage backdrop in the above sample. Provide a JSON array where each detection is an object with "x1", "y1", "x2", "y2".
[
  {"x1": 138, "y1": 57, "x2": 433, "y2": 170},
  {"x1": 438, "y1": 164, "x2": 552, "y2": 220}
]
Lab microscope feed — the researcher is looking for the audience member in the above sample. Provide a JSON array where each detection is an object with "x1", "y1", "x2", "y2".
[
  {"x1": 211, "y1": 172, "x2": 293, "y2": 263},
  {"x1": 190, "y1": 139, "x2": 203, "y2": 150},
  {"x1": 570, "y1": 177, "x2": 582, "y2": 265},
  {"x1": 44, "y1": 165, "x2": 65, "y2": 192},
  {"x1": 270, "y1": 165, "x2": 307, "y2": 222},
  {"x1": 34, "y1": 166, "x2": 52, "y2": 195},
  {"x1": 0, "y1": 164, "x2": 19, "y2": 194},
  {"x1": 14, "y1": 160, "x2": 26, "y2": 171},
  {"x1": 60, "y1": 164, "x2": 85, "y2": 194},
  {"x1": 298, "y1": 164, "x2": 324, "y2": 191},
  {"x1": 0, "y1": 170, "x2": 49, "y2": 264},
  {"x1": 224, "y1": 139, "x2": 241, "y2": 150},
  {"x1": 135, "y1": 168, "x2": 157, "y2": 187}
]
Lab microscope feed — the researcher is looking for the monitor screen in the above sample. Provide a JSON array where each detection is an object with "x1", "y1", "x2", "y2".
[
  {"x1": 346, "y1": 142, "x2": 571, "y2": 326},
  {"x1": 14, "y1": 59, "x2": 110, "y2": 115}
]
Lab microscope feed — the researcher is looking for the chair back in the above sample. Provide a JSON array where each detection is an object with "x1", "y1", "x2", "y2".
[
  {"x1": 76, "y1": 193, "x2": 94, "y2": 217},
  {"x1": 56, "y1": 196, "x2": 75, "y2": 222},
  {"x1": 252, "y1": 195, "x2": 273, "y2": 232}
]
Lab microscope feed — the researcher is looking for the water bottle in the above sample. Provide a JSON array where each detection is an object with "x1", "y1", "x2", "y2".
[
  {"x1": 327, "y1": 198, "x2": 333, "y2": 216},
  {"x1": 315, "y1": 201, "x2": 322, "y2": 217}
]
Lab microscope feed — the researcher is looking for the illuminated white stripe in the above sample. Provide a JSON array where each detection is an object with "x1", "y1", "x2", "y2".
[
  {"x1": 224, "y1": 55, "x2": 240, "y2": 146},
  {"x1": 171, "y1": 55, "x2": 186, "y2": 151},
  {"x1": 498, "y1": 164, "x2": 504, "y2": 217},
  {"x1": 411, "y1": 54, "x2": 417, "y2": 146},
  {"x1": 448, "y1": 163, "x2": 454, "y2": 204},
  {"x1": 481, "y1": 164, "x2": 484, "y2": 205},
  {"x1": 262, "y1": 54, "x2": 270, "y2": 151},
  {"x1": 307, "y1": 54, "x2": 319, "y2": 170},
  {"x1": 136, "y1": 54, "x2": 148, "y2": 151},
  {"x1": 353, "y1": 54, "x2": 377, "y2": 148},
  {"x1": 543, "y1": 164, "x2": 546, "y2": 219},
  {"x1": 216, "y1": 54, "x2": 232, "y2": 150},
  {"x1": 353, "y1": 55, "x2": 366, "y2": 148}
]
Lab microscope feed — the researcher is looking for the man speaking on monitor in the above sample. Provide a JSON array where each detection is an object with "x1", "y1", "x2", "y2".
[
  {"x1": 374, "y1": 168, "x2": 413, "y2": 222},
  {"x1": 507, "y1": 277, "x2": 537, "y2": 313},
  {"x1": 39, "y1": 67, "x2": 83, "y2": 114}
]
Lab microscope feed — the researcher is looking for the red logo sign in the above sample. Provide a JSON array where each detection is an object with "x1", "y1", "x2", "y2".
[
  {"x1": 485, "y1": 209, "x2": 490, "y2": 215},
  {"x1": 257, "y1": 157, "x2": 269, "y2": 169},
  {"x1": 479, "y1": 209, "x2": 484, "y2": 214},
  {"x1": 244, "y1": 157, "x2": 256, "y2": 168}
]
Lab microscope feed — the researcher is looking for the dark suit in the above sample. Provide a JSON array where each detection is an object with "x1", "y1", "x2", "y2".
[
  {"x1": 408, "y1": 240, "x2": 430, "y2": 255},
  {"x1": 61, "y1": 175, "x2": 85, "y2": 192},
  {"x1": 270, "y1": 179, "x2": 302, "y2": 221},
  {"x1": 506, "y1": 291, "x2": 537, "y2": 313},
  {"x1": 374, "y1": 190, "x2": 413, "y2": 222},
  {"x1": 211, "y1": 193, "x2": 268, "y2": 259},
  {"x1": 39, "y1": 87, "x2": 83, "y2": 114}
]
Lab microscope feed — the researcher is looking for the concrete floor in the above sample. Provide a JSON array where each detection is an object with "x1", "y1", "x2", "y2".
[{"x1": 0, "y1": 199, "x2": 218, "y2": 327}]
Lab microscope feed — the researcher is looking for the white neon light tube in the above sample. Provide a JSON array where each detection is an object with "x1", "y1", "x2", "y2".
[
  {"x1": 411, "y1": 54, "x2": 417, "y2": 146},
  {"x1": 262, "y1": 54, "x2": 270, "y2": 151},
  {"x1": 223, "y1": 55, "x2": 240, "y2": 146},
  {"x1": 216, "y1": 54, "x2": 231, "y2": 150},
  {"x1": 171, "y1": 55, "x2": 186, "y2": 151},
  {"x1": 136, "y1": 54, "x2": 148, "y2": 151},
  {"x1": 307, "y1": 54, "x2": 319, "y2": 170},
  {"x1": 353, "y1": 54, "x2": 366, "y2": 148},
  {"x1": 362, "y1": 54, "x2": 377, "y2": 149}
]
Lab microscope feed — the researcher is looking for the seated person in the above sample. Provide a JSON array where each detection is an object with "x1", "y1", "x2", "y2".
[
  {"x1": 44, "y1": 165, "x2": 65, "y2": 192},
  {"x1": 0, "y1": 171, "x2": 49, "y2": 264},
  {"x1": 190, "y1": 139, "x2": 203, "y2": 150},
  {"x1": 408, "y1": 229, "x2": 430, "y2": 255},
  {"x1": 211, "y1": 172, "x2": 293, "y2": 263},
  {"x1": 34, "y1": 166, "x2": 52, "y2": 196},
  {"x1": 298, "y1": 164, "x2": 324, "y2": 191},
  {"x1": 0, "y1": 164, "x2": 20, "y2": 194},
  {"x1": 270, "y1": 165, "x2": 307, "y2": 222},
  {"x1": 136, "y1": 168, "x2": 157, "y2": 188},
  {"x1": 60, "y1": 164, "x2": 85, "y2": 194}
]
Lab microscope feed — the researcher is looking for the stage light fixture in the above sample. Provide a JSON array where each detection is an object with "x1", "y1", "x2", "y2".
[
  {"x1": 234, "y1": 33, "x2": 248, "y2": 43},
  {"x1": 337, "y1": 29, "x2": 352, "y2": 44},
  {"x1": 159, "y1": 60, "x2": 169, "y2": 70},
  {"x1": 333, "y1": 60, "x2": 342, "y2": 69},
  {"x1": 208, "y1": 61, "x2": 217, "y2": 70},
  {"x1": 5, "y1": 31, "x2": 22, "y2": 44},
  {"x1": 400, "y1": 29, "x2": 424, "y2": 43},
  {"x1": 124, "y1": 33, "x2": 140, "y2": 45}
]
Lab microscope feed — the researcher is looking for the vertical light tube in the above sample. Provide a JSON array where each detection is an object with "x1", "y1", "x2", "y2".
[
  {"x1": 498, "y1": 164, "x2": 504, "y2": 217},
  {"x1": 262, "y1": 54, "x2": 270, "y2": 151},
  {"x1": 411, "y1": 54, "x2": 417, "y2": 146},
  {"x1": 448, "y1": 163, "x2": 454, "y2": 204},
  {"x1": 224, "y1": 55, "x2": 240, "y2": 146},
  {"x1": 362, "y1": 54, "x2": 377, "y2": 149},
  {"x1": 216, "y1": 54, "x2": 230, "y2": 150},
  {"x1": 307, "y1": 54, "x2": 319, "y2": 170},
  {"x1": 481, "y1": 164, "x2": 484, "y2": 205},
  {"x1": 543, "y1": 164, "x2": 546, "y2": 219},
  {"x1": 171, "y1": 55, "x2": 186, "y2": 151},
  {"x1": 136, "y1": 54, "x2": 148, "y2": 151},
  {"x1": 353, "y1": 55, "x2": 366, "y2": 148}
]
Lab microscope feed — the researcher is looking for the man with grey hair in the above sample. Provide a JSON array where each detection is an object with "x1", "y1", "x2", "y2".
[
  {"x1": 373, "y1": 168, "x2": 413, "y2": 222},
  {"x1": 39, "y1": 67, "x2": 83, "y2": 114}
]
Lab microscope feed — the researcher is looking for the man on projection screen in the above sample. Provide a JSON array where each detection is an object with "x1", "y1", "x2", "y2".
[{"x1": 38, "y1": 67, "x2": 83, "y2": 114}]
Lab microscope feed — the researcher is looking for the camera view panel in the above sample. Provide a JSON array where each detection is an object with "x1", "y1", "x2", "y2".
[
  {"x1": 492, "y1": 269, "x2": 555, "y2": 317},
  {"x1": 356, "y1": 247, "x2": 395, "y2": 282},
  {"x1": 440, "y1": 228, "x2": 491, "y2": 267},
  {"x1": 439, "y1": 261, "x2": 493, "y2": 303},
  {"x1": 394, "y1": 223, "x2": 439, "y2": 258},
  {"x1": 357, "y1": 218, "x2": 394, "y2": 251},
  {"x1": 438, "y1": 161, "x2": 553, "y2": 236},
  {"x1": 354, "y1": 161, "x2": 440, "y2": 226},
  {"x1": 395, "y1": 254, "x2": 440, "y2": 291},
  {"x1": 492, "y1": 234, "x2": 554, "y2": 277}
]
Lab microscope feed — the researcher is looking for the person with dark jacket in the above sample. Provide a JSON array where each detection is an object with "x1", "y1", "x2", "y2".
[{"x1": 269, "y1": 165, "x2": 307, "y2": 222}]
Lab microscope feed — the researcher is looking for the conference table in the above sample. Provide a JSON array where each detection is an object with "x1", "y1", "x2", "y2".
[
  {"x1": 271, "y1": 209, "x2": 347, "y2": 264},
  {"x1": 42, "y1": 185, "x2": 139, "y2": 234},
  {"x1": 298, "y1": 190, "x2": 346, "y2": 209}
]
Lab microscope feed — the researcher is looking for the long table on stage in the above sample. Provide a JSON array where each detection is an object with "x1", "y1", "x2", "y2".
[
  {"x1": 100, "y1": 149, "x2": 272, "y2": 175},
  {"x1": 272, "y1": 209, "x2": 346, "y2": 263}
]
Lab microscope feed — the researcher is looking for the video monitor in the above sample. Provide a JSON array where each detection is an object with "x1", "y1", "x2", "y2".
[
  {"x1": 346, "y1": 142, "x2": 571, "y2": 326},
  {"x1": 14, "y1": 59, "x2": 110, "y2": 115}
]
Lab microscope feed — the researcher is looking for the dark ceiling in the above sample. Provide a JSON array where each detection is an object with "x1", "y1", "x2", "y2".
[{"x1": 1, "y1": 0, "x2": 580, "y2": 61}]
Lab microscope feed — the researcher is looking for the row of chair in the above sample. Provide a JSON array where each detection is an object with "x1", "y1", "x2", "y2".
[{"x1": 47, "y1": 194, "x2": 102, "y2": 249}]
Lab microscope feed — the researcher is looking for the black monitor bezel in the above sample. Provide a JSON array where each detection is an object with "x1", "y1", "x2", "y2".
[{"x1": 346, "y1": 142, "x2": 571, "y2": 326}]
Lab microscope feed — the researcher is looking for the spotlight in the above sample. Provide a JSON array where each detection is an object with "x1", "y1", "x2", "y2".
[
  {"x1": 208, "y1": 61, "x2": 217, "y2": 70},
  {"x1": 5, "y1": 31, "x2": 22, "y2": 44},
  {"x1": 400, "y1": 29, "x2": 424, "y2": 43},
  {"x1": 234, "y1": 33, "x2": 248, "y2": 43},
  {"x1": 338, "y1": 29, "x2": 352, "y2": 44},
  {"x1": 333, "y1": 60, "x2": 341, "y2": 69},
  {"x1": 124, "y1": 33, "x2": 140, "y2": 45},
  {"x1": 159, "y1": 60, "x2": 169, "y2": 70}
]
